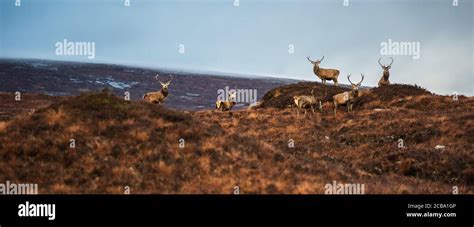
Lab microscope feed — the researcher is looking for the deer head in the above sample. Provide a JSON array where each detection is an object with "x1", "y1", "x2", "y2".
[
  {"x1": 156, "y1": 74, "x2": 173, "y2": 91},
  {"x1": 307, "y1": 56, "x2": 324, "y2": 67},
  {"x1": 347, "y1": 73, "x2": 364, "y2": 92},
  {"x1": 378, "y1": 57, "x2": 394, "y2": 75}
]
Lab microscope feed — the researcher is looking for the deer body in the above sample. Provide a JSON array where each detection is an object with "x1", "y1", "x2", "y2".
[
  {"x1": 143, "y1": 89, "x2": 168, "y2": 104},
  {"x1": 313, "y1": 66, "x2": 340, "y2": 85},
  {"x1": 378, "y1": 57, "x2": 393, "y2": 87},
  {"x1": 216, "y1": 100, "x2": 236, "y2": 111},
  {"x1": 378, "y1": 71, "x2": 390, "y2": 87},
  {"x1": 216, "y1": 91, "x2": 237, "y2": 111},
  {"x1": 307, "y1": 56, "x2": 340, "y2": 86},
  {"x1": 333, "y1": 74, "x2": 364, "y2": 117},
  {"x1": 333, "y1": 91, "x2": 358, "y2": 115},
  {"x1": 293, "y1": 90, "x2": 322, "y2": 115},
  {"x1": 143, "y1": 74, "x2": 173, "y2": 104}
]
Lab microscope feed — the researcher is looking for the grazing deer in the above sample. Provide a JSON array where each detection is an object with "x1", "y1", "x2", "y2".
[
  {"x1": 307, "y1": 56, "x2": 340, "y2": 86},
  {"x1": 216, "y1": 90, "x2": 237, "y2": 111},
  {"x1": 143, "y1": 74, "x2": 173, "y2": 104},
  {"x1": 378, "y1": 57, "x2": 393, "y2": 87},
  {"x1": 293, "y1": 90, "x2": 322, "y2": 115},
  {"x1": 333, "y1": 74, "x2": 364, "y2": 117}
]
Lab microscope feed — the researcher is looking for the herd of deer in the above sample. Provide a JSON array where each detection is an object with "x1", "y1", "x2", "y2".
[
  {"x1": 300, "y1": 56, "x2": 394, "y2": 116},
  {"x1": 142, "y1": 56, "x2": 394, "y2": 117}
]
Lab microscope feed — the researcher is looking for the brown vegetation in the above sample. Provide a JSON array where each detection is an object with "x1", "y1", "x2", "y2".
[
  {"x1": 258, "y1": 82, "x2": 349, "y2": 109},
  {"x1": 0, "y1": 83, "x2": 472, "y2": 194}
]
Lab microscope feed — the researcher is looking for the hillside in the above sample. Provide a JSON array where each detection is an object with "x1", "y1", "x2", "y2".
[
  {"x1": 258, "y1": 81, "x2": 350, "y2": 109},
  {"x1": 0, "y1": 84, "x2": 473, "y2": 194}
]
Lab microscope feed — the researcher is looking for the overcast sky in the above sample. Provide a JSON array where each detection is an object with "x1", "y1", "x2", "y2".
[{"x1": 1, "y1": 0, "x2": 472, "y2": 95}]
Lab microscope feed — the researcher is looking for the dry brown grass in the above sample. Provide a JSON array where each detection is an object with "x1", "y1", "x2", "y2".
[
  {"x1": 44, "y1": 107, "x2": 66, "y2": 126},
  {"x1": 0, "y1": 86, "x2": 472, "y2": 194},
  {"x1": 0, "y1": 121, "x2": 9, "y2": 132}
]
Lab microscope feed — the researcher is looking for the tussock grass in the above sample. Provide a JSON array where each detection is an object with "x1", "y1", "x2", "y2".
[{"x1": 0, "y1": 87, "x2": 473, "y2": 194}]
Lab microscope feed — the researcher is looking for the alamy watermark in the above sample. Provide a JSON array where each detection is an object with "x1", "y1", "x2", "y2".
[
  {"x1": 324, "y1": 181, "x2": 365, "y2": 194},
  {"x1": 55, "y1": 39, "x2": 96, "y2": 59},
  {"x1": 0, "y1": 181, "x2": 38, "y2": 194},
  {"x1": 217, "y1": 86, "x2": 257, "y2": 105},
  {"x1": 380, "y1": 39, "x2": 420, "y2": 59}
]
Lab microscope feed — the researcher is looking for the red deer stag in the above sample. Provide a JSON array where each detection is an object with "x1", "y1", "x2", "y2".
[
  {"x1": 216, "y1": 90, "x2": 237, "y2": 111},
  {"x1": 378, "y1": 57, "x2": 393, "y2": 87},
  {"x1": 307, "y1": 56, "x2": 340, "y2": 86},
  {"x1": 333, "y1": 74, "x2": 364, "y2": 117},
  {"x1": 143, "y1": 74, "x2": 173, "y2": 104}
]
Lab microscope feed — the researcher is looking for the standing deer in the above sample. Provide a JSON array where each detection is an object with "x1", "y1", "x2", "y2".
[
  {"x1": 333, "y1": 74, "x2": 364, "y2": 117},
  {"x1": 293, "y1": 90, "x2": 322, "y2": 115},
  {"x1": 307, "y1": 56, "x2": 340, "y2": 86},
  {"x1": 378, "y1": 57, "x2": 393, "y2": 87},
  {"x1": 216, "y1": 90, "x2": 237, "y2": 111},
  {"x1": 143, "y1": 74, "x2": 173, "y2": 104}
]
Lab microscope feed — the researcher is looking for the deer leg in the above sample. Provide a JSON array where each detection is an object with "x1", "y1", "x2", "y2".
[
  {"x1": 334, "y1": 102, "x2": 337, "y2": 117},
  {"x1": 333, "y1": 78, "x2": 338, "y2": 86}
]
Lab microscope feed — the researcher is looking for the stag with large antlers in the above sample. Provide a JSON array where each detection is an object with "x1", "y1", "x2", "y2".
[
  {"x1": 307, "y1": 56, "x2": 340, "y2": 86},
  {"x1": 143, "y1": 74, "x2": 173, "y2": 104},
  {"x1": 333, "y1": 74, "x2": 364, "y2": 117},
  {"x1": 378, "y1": 57, "x2": 393, "y2": 87}
]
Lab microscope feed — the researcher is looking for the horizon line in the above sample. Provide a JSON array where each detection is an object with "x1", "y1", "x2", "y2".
[
  {"x1": 1, "y1": 57, "x2": 472, "y2": 97},
  {"x1": 0, "y1": 57, "x2": 303, "y2": 82}
]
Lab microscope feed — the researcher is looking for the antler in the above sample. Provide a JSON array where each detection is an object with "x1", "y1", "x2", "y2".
[
  {"x1": 307, "y1": 56, "x2": 315, "y2": 64},
  {"x1": 388, "y1": 57, "x2": 394, "y2": 67},
  {"x1": 378, "y1": 57, "x2": 384, "y2": 67},
  {"x1": 347, "y1": 74, "x2": 354, "y2": 85},
  {"x1": 378, "y1": 57, "x2": 394, "y2": 67},
  {"x1": 358, "y1": 74, "x2": 365, "y2": 85},
  {"x1": 155, "y1": 74, "x2": 166, "y2": 85},
  {"x1": 320, "y1": 56, "x2": 325, "y2": 62}
]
